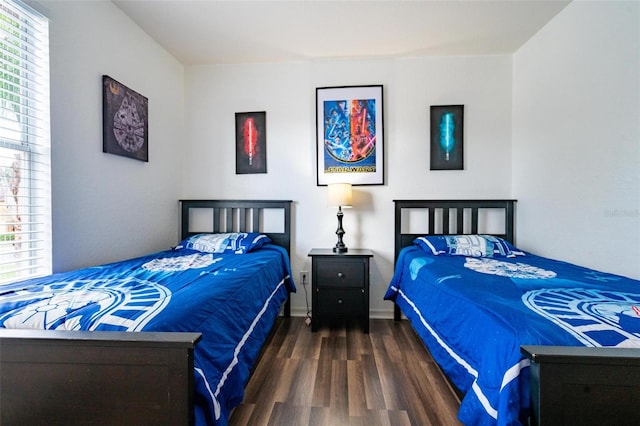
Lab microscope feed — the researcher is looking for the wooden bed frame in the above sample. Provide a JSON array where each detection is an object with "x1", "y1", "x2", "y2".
[
  {"x1": 393, "y1": 199, "x2": 640, "y2": 425},
  {"x1": 179, "y1": 199, "x2": 293, "y2": 316},
  {"x1": 393, "y1": 199, "x2": 516, "y2": 321},
  {"x1": 0, "y1": 199, "x2": 293, "y2": 425}
]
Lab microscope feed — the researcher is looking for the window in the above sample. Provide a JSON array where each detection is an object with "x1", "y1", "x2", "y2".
[{"x1": 0, "y1": 0, "x2": 50, "y2": 284}]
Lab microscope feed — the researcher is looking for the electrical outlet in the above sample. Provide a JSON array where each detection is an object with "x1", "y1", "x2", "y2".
[{"x1": 300, "y1": 271, "x2": 309, "y2": 285}]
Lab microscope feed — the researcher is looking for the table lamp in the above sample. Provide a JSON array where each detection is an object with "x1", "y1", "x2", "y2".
[{"x1": 327, "y1": 183, "x2": 352, "y2": 253}]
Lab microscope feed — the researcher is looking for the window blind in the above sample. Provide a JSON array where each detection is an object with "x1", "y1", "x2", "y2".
[{"x1": 0, "y1": 0, "x2": 51, "y2": 284}]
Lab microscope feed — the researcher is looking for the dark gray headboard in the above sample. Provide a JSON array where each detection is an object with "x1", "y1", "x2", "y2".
[
  {"x1": 179, "y1": 199, "x2": 292, "y2": 254},
  {"x1": 394, "y1": 199, "x2": 517, "y2": 262}
]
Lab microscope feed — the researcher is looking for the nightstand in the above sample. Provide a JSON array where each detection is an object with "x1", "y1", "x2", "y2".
[{"x1": 308, "y1": 248, "x2": 373, "y2": 333}]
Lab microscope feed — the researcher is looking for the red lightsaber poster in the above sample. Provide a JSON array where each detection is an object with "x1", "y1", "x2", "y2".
[{"x1": 235, "y1": 111, "x2": 267, "y2": 174}]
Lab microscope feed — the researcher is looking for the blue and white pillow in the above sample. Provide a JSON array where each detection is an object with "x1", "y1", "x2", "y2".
[
  {"x1": 177, "y1": 232, "x2": 271, "y2": 254},
  {"x1": 414, "y1": 235, "x2": 523, "y2": 258},
  {"x1": 225, "y1": 232, "x2": 271, "y2": 254}
]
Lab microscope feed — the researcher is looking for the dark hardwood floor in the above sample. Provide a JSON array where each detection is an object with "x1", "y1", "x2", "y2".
[{"x1": 229, "y1": 317, "x2": 461, "y2": 426}]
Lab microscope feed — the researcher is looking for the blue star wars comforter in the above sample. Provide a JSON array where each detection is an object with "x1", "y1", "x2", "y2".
[
  {"x1": 384, "y1": 235, "x2": 640, "y2": 426},
  {"x1": 0, "y1": 242, "x2": 295, "y2": 426}
]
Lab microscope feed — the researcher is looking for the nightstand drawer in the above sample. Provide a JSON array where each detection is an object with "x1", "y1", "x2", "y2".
[
  {"x1": 315, "y1": 259, "x2": 364, "y2": 288},
  {"x1": 317, "y1": 288, "x2": 364, "y2": 315}
]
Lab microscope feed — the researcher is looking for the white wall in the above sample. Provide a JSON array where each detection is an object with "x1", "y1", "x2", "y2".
[
  {"x1": 41, "y1": 0, "x2": 638, "y2": 318},
  {"x1": 183, "y1": 56, "x2": 513, "y2": 317},
  {"x1": 513, "y1": 1, "x2": 640, "y2": 279},
  {"x1": 44, "y1": 0, "x2": 185, "y2": 271}
]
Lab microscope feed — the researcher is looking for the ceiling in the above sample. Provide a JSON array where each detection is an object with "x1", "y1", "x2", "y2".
[{"x1": 112, "y1": 0, "x2": 571, "y2": 66}]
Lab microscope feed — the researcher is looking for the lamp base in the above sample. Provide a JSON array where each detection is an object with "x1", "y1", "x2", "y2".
[{"x1": 333, "y1": 206, "x2": 348, "y2": 253}]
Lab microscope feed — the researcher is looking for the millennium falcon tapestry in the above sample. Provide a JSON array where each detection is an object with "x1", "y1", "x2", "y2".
[{"x1": 102, "y1": 75, "x2": 149, "y2": 162}]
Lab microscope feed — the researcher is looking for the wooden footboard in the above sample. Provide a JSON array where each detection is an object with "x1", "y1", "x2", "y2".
[
  {"x1": 522, "y1": 345, "x2": 640, "y2": 426},
  {"x1": 0, "y1": 329, "x2": 201, "y2": 425}
]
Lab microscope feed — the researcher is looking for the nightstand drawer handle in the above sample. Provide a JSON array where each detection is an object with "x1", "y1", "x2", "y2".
[
  {"x1": 337, "y1": 272, "x2": 345, "y2": 278},
  {"x1": 337, "y1": 299, "x2": 343, "y2": 304}
]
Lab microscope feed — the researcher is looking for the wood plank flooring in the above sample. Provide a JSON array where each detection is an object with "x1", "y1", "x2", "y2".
[{"x1": 229, "y1": 317, "x2": 462, "y2": 426}]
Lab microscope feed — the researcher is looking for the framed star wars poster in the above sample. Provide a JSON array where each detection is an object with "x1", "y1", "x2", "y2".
[
  {"x1": 316, "y1": 85, "x2": 384, "y2": 186},
  {"x1": 235, "y1": 111, "x2": 267, "y2": 174},
  {"x1": 102, "y1": 75, "x2": 149, "y2": 162}
]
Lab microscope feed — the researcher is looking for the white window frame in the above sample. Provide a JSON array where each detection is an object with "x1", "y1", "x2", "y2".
[{"x1": 0, "y1": 0, "x2": 51, "y2": 284}]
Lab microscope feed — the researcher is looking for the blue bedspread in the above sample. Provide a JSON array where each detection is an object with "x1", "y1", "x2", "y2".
[
  {"x1": 385, "y1": 245, "x2": 640, "y2": 425},
  {"x1": 0, "y1": 243, "x2": 295, "y2": 425}
]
